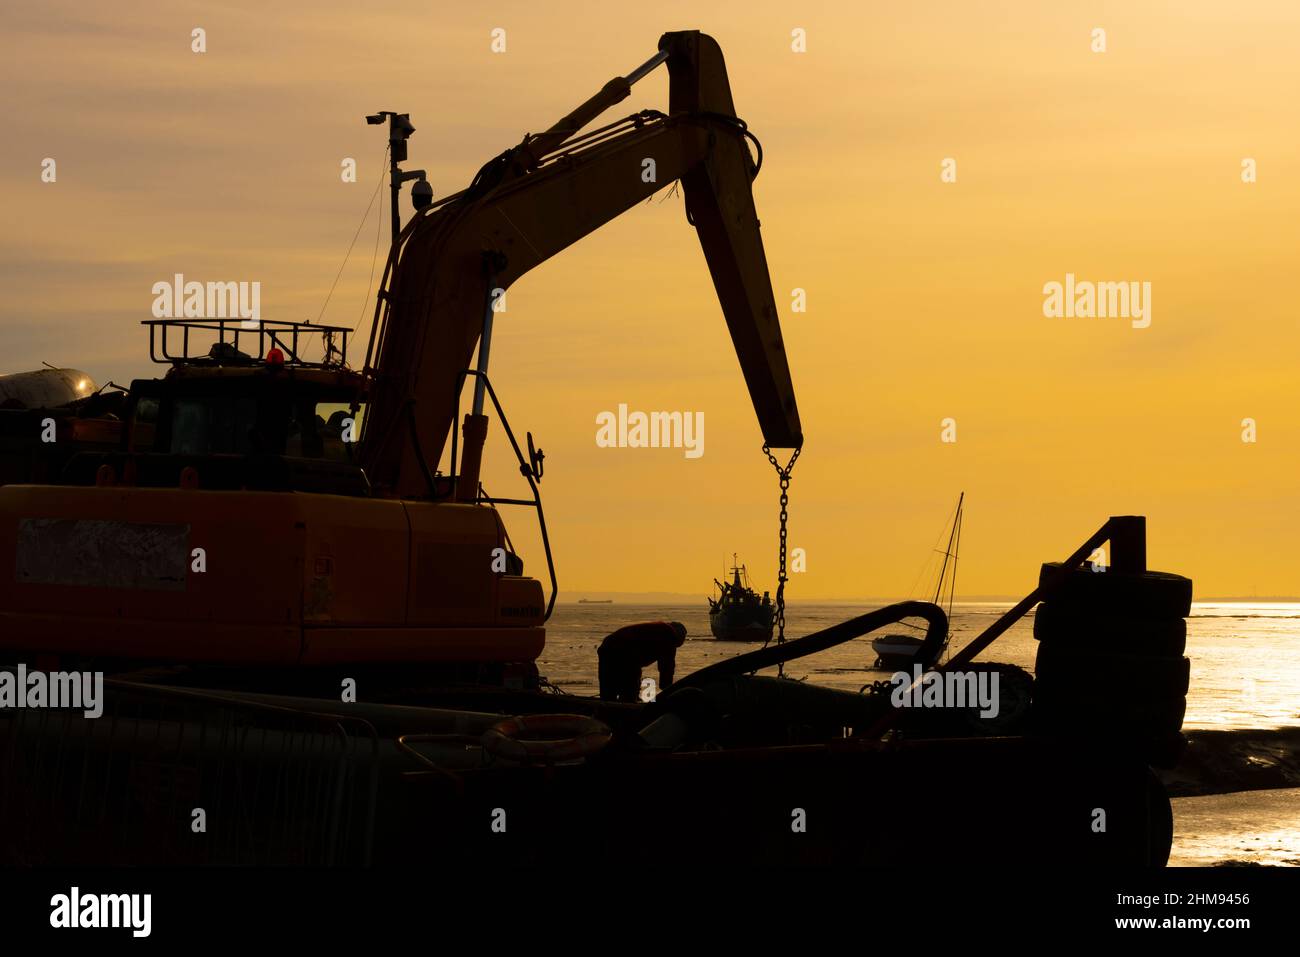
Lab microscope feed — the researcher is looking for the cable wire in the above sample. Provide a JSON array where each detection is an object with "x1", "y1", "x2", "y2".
[
  {"x1": 354, "y1": 151, "x2": 388, "y2": 333},
  {"x1": 317, "y1": 144, "x2": 388, "y2": 326}
]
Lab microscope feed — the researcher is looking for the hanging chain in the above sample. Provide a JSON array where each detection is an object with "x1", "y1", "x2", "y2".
[{"x1": 762, "y1": 442, "x2": 801, "y2": 677}]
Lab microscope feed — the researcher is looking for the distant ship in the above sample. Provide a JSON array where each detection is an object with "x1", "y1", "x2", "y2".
[
  {"x1": 708, "y1": 555, "x2": 773, "y2": 641},
  {"x1": 578, "y1": 599, "x2": 613, "y2": 604}
]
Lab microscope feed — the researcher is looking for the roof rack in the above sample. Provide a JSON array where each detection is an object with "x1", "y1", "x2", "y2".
[{"x1": 141, "y1": 318, "x2": 352, "y2": 369}]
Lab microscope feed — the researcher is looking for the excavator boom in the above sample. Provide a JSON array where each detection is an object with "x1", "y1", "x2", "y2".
[{"x1": 362, "y1": 31, "x2": 801, "y2": 498}]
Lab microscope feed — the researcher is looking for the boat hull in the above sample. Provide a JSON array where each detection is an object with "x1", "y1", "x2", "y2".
[
  {"x1": 709, "y1": 608, "x2": 773, "y2": 641},
  {"x1": 871, "y1": 633, "x2": 931, "y2": 670}
]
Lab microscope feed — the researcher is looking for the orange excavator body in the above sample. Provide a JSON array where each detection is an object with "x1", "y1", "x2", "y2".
[{"x1": 0, "y1": 31, "x2": 799, "y2": 673}]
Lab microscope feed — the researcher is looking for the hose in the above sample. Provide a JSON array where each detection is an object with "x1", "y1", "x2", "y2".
[{"x1": 665, "y1": 600, "x2": 948, "y2": 693}]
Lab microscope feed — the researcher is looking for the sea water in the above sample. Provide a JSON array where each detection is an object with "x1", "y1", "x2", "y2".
[{"x1": 538, "y1": 601, "x2": 1300, "y2": 732}]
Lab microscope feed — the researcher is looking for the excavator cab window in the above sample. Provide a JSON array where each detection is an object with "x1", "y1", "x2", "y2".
[
  {"x1": 163, "y1": 390, "x2": 364, "y2": 461},
  {"x1": 285, "y1": 400, "x2": 365, "y2": 462},
  {"x1": 285, "y1": 399, "x2": 323, "y2": 459},
  {"x1": 102, "y1": 375, "x2": 371, "y2": 492},
  {"x1": 127, "y1": 396, "x2": 159, "y2": 452},
  {"x1": 170, "y1": 396, "x2": 260, "y2": 456}
]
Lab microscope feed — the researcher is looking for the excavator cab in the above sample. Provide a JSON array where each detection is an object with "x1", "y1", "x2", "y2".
[
  {"x1": 106, "y1": 369, "x2": 372, "y2": 494},
  {"x1": 57, "y1": 319, "x2": 376, "y2": 497}
]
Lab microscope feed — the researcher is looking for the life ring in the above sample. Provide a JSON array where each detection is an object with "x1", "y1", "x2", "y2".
[{"x1": 480, "y1": 713, "x2": 613, "y2": 765}]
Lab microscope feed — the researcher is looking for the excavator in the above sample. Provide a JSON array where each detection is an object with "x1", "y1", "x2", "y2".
[
  {"x1": 0, "y1": 30, "x2": 800, "y2": 681},
  {"x1": 0, "y1": 32, "x2": 1191, "y2": 868}
]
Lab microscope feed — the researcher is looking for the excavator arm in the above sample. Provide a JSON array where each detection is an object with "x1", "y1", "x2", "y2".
[{"x1": 361, "y1": 31, "x2": 801, "y2": 499}]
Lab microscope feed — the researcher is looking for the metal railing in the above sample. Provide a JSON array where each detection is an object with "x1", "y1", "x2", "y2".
[
  {"x1": 142, "y1": 318, "x2": 352, "y2": 368},
  {"x1": 449, "y1": 368, "x2": 558, "y2": 621},
  {"x1": 0, "y1": 679, "x2": 380, "y2": 866}
]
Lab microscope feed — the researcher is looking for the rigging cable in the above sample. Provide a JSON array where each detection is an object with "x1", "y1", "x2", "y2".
[
  {"x1": 354, "y1": 147, "x2": 389, "y2": 333},
  {"x1": 316, "y1": 144, "x2": 389, "y2": 328}
]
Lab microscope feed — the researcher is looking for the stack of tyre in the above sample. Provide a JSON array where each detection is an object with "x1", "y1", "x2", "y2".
[{"x1": 1032, "y1": 561, "x2": 1193, "y2": 768}]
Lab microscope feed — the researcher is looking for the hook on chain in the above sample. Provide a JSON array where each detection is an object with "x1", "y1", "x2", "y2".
[{"x1": 761, "y1": 442, "x2": 801, "y2": 677}]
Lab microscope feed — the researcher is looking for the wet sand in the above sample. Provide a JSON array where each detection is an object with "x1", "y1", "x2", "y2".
[
  {"x1": 1170, "y1": 788, "x2": 1300, "y2": 867},
  {"x1": 1163, "y1": 729, "x2": 1300, "y2": 867},
  {"x1": 1163, "y1": 728, "x2": 1300, "y2": 796}
]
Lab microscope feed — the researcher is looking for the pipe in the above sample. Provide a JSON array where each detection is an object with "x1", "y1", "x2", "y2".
[
  {"x1": 521, "y1": 49, "x2": 669, "y2": 165},
  {"x1": 454, "y1": 413, "x2": 488, "y2": 503},
  {"x1": 471, "y1": 306, "x2": 495, "y2": 415},
  {"x1": 625, "y1": 49, "x2": 670, "y2": 85},
  {"x1": 666, "y1": 600, "x2": 948, "y2": 692}
]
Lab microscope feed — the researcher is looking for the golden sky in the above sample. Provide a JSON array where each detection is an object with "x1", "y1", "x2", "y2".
[{"x1": 3, "y1": 1, "x2": 1298, "y2": 599}]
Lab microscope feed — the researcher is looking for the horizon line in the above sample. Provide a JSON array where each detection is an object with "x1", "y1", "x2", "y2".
[{"x1": 562, "y1": 592, "x2": 1300, "y2": 604}]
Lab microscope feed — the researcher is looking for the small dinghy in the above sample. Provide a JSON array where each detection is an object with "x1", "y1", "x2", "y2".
[{"x1": 871, "y1": 633, "x2": 929, "y2": 669}]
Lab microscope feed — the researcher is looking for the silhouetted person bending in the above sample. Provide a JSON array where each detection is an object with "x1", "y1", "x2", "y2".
[{"x1": 597, "y1": 621, "x2": 687, "y2": 702}]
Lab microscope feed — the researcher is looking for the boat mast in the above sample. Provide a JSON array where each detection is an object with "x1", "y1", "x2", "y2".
[
  {"x1": 934, "y1": 492, "x2": 964, "y2": 660},
  {"x1": 933, "y1": 493, "x2": 963, "y2": 603},
  {"x1": 947, "y1": 492, "x2": 963, "y2": 618}
]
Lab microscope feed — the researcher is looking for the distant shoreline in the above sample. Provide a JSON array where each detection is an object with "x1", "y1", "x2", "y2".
[{"x1": 558, "y1": 597, "x2": 1300, "y2": 605}]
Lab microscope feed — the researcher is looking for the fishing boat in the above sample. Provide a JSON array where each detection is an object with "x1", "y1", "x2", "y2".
[
  {"x1": 872, "y1": 493, "x2": 963, "y2": 669},
  {"x1": 708, "y1": 555, "x2": 773, "y2": 641}
]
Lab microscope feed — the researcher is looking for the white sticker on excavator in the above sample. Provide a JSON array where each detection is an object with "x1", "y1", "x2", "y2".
[{"x1": 16, "y1": 519, "x2": 190, "y2": 591}]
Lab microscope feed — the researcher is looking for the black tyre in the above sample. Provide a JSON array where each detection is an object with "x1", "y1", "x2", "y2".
[
  {"x1": 1145, "y1": 731, "x2": 1188, "y2": 769},
  {"x1": 1034, "y1": 642, "x2": 1191, "y2": 698},
  {"x1": 1039, "y1": 562, "x2": 1193, "y2": 619},
  {"x1": 1145, "y1": 768, "x2": 1174, "y2": 865},
  {"x1": 1032, "y1": 691, "x2": 1187, "y2": 737},
  {"x1": 1030, "y1": 717, "x2": 1187, "y2": 769},
  {"x1": 1033, "y1": 601, "x2": 1187, "y2": 657}
]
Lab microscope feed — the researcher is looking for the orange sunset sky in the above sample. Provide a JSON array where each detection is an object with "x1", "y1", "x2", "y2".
[{"x1": 3, "y1": 1, "x2": 1298, "y2": 599}]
